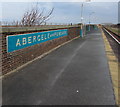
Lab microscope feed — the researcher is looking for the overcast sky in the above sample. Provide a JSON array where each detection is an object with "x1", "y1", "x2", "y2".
[{"x1": 0, "y1": 0, "x2": 119, "y2": 24}]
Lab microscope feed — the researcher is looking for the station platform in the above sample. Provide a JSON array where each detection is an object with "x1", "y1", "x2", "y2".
[{"x1": 2, "y1": 28, "x2": 116, "y2": 105}]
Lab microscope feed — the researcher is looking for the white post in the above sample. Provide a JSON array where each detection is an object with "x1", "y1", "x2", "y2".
[{"x1": 81, "y1": 3, "x2": 84, "y2": 37}]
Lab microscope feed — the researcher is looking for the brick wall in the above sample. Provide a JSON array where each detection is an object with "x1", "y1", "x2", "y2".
[{"x1": 1, "y1": 27, "x2": 81, "y2": 75}]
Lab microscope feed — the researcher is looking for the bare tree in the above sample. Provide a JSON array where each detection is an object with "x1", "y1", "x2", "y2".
[{"x1": 21, "y1": 4, "x2": 54, "y2": 26}]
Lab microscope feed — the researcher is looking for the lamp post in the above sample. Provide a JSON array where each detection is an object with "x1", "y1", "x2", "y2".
[
  {"x1": 80, "y1": 3, "x2": 84, "y2": 37},
  {"x1": 80, "y1": 0, "x2": 91, "y2": 37},
  {"x1": 81, "y1": 3, "x2": 84, "y2": 24},
  {"x1": 89, "y1": 12, "x2": 95, "y2": 31}
]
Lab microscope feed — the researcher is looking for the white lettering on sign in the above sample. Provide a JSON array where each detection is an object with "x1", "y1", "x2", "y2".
[
  {"x1": 15, "y1": 30, "x2": 67, "y2": 48},
  {"x1": 28, "y1": 36, "x2": 32, "y2": 44},
  {"x1": 37, "y1": 35, "x2": 41, "y2": 41},
  {"x1": 16, "y1": 39, "x2": 21, "y2": 47},
  {"x1": 7, "y1": 29, "x2": 68, "y2": 52},
  {"x1": 41, "y1": 35, "x2": 44, "y2": 40},
  {"x1": 48, "y1": 33, "x2": 50, "y2": 38},
  {"x1": 23, "y1": 38, "x2": 27, "y2": 45},
  {"x1": 44, "y1": 34, "x2": 47, "y2": 40},
  {"x1": 33, "y1": 36, "x2": 36, "y2": 42}
]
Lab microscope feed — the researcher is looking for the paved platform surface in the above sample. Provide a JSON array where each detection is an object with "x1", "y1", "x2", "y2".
[{"x1": 3, "y1": 28, "x2": 116, "y2": 105}]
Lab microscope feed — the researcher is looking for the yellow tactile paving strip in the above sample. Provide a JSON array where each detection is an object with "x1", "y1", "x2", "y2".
[{"x1": 101, "y1": 28, "x2": 119, "y2": 105}]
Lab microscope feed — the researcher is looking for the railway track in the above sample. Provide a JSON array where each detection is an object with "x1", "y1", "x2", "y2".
[{"x1": 102, "y1": 26, "x2": 120, "y2": 62}]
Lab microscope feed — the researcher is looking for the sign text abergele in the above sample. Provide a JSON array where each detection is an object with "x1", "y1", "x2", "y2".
[{"x1": 7, "y1": 29, "x2": 68, "y2": 52}]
